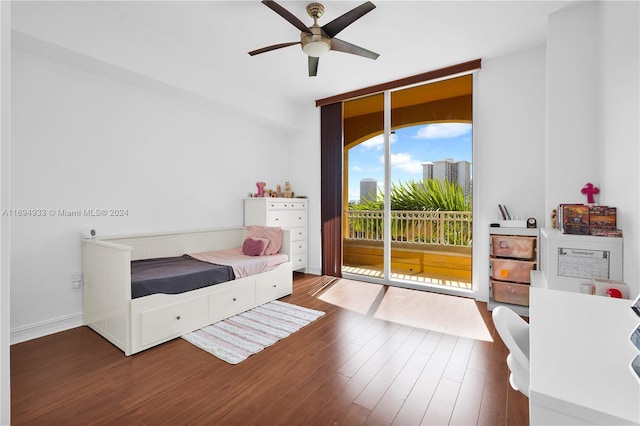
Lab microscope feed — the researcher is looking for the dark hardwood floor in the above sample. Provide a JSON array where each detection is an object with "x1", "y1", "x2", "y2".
[{"x1": 11, "y1": 273, "x2": 528, "y2": 425}]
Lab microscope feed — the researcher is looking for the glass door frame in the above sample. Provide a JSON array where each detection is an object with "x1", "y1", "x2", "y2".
[{"x1": 342, "y1": 71, "x2": 478, "y2": 300}]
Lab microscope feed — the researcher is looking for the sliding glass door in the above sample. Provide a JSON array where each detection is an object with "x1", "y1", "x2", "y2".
[{"x1": 342, "y1": 75, "x2": 473, "y2": 295}]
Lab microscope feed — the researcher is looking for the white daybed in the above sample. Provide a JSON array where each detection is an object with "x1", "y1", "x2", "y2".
[{"x1": 82, "y1": 227, "x2": 293, "y2": 356}]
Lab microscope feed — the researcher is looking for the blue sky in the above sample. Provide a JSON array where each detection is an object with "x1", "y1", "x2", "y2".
[{"x1": 348, "y1": 123, "x2": 472, "y2": 201}]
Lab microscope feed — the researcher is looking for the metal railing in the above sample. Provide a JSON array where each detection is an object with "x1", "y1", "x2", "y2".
[{"x1": 345, "y1": 210, "x2": 472, "y2": 247}]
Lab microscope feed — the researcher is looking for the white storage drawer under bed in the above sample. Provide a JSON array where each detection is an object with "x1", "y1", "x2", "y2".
[
  {"x1": 208, "y1": 279, "x2": 255, "y2": 322},
  {"x1": 255, "y1": 267, "x2": 293, "y2": 305},
  {"x1": 139, "y1": 295, "x2": 208, "y2": 347}
]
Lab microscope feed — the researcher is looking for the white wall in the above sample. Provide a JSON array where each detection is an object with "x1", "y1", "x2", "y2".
[
  {"x1": 546, "y1": 2, "x2": 600, "y2": 213},
  {"x1": 598, "y1": 1, "x2": 640, "y2": 296},
  {"x1": 10, "y1": 47, "x2": 295, "y2": 341},
  {"x1": 11, "y1": 1, "x2": 299, "y2": 133},
  {"x1": 547, "y1": 1, "x2": 640, "y2": 297},
  {"x1": 288, "y1": 105, "x2": 322, "y2": 275},
  {"x1": 0, "y1": 1, "x2": 11, "y2": 422},
  {"x1": 473, "y1": 46, "x2": 548, "y2": 302},
  {"x1": 429, "y1": 0, "x2": 640, "y2": 302}
]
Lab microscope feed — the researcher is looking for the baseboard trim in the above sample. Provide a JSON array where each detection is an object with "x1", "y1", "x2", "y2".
[
  {"x1": 305, "y1": 267, "x2": 322, "y2": 276},
  {"x1": 10, "y1": 313, "x2": 84, "y2": 345}
]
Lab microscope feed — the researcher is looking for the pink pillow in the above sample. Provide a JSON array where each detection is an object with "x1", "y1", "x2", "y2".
[
  {"x1": 242, "y1": 237, "x2": 266, "y2": 256},
  {"x1": 246, "y1": 226, "x2": 283, "y2": 255},
  {"x1": 254, "y1": 237, "x2": 270, "y2": 256}
]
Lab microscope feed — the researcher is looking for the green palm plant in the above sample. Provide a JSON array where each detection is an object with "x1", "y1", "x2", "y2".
[
  {"x1": 353, "y1": 178, "x2": 470, "y2": 212},
  {"x1": 349, "y1": 179, "x2": 471, "y2": 244}
]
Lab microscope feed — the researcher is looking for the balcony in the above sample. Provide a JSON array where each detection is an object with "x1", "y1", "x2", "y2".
[{"x1": 343, "y1": 210, "x2": 472, "y2": 289}]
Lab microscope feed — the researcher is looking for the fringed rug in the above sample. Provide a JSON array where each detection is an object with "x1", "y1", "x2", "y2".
[{"x1": 182, "y1": 300, "x2": 325, "y2": 364}]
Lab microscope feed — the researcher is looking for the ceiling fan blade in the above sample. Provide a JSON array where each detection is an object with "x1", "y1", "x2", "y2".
[
  {"x1": 330, "y1": 38, "x2": 379, "y2": 60},
  {"x1": 308, "y1": 56, "x2": 319, "y2": 77},
  {"x1": 322, "y1": 1, "x2": 376, "y2": 38},
  {"x1": 262, "y1": 0, "x2": 311, "y2": 34},
  {"x1": 248, "y1": 41, "x2": 300, "y2": 56}
]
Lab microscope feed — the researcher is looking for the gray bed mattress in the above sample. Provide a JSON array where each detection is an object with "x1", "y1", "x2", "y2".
[{"x1": 131, "y1": 255, "x2": 235, "y2": 299}]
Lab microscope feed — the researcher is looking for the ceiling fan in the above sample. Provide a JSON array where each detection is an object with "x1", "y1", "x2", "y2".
[{"x1": 248, "y1": 0, "x2": 380, "y2": 77}]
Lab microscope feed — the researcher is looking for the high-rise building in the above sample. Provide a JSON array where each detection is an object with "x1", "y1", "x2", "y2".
[
  {"x1": 422, "y1": 159, "x2": 472, "y2": 198},
  {"x1": 422, "y1": 162, "x2": 433, "y2": 181},
  {"x1": 433, "y1": 158, "x2": 455, "y2": 182},
  {"x1": 360, "y1": 178, "x2": 378, "y2": 203},
  {"x1": 456, "y1": 160, "x2": 471, "y2": 198}
]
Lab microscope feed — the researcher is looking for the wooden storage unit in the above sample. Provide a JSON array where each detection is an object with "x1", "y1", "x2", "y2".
[
  {"x1": 245, "y1": 198, "x2": 308, "y2": 271},
  {"x1": 488, "y1": 226, "x2": 539, "y2": 315}
]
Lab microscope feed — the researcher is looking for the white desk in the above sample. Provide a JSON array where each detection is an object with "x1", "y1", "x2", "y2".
[{"x1": 529, "y1": 286, "x2": 640, "y2": 425}]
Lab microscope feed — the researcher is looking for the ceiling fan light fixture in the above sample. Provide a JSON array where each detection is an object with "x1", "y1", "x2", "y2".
[
  {"x1": 301, "y1": 26, "x2": 331, "y2": 57},
  {"x1": 250, "y1": 1, "x2": 379, "y2": 75},
  {"x1": 302, "y1": 39, "x2": 330, "y2": 57}
]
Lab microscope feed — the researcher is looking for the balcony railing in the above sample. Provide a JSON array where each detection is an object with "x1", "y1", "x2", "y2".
[{"x1": 345, "y1": 210, "x2": 472, "y2": 247}]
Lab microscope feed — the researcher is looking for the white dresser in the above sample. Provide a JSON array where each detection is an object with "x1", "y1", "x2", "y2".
[{"x1": 244, "y1": 198, "x2": 308, "y2": 272}]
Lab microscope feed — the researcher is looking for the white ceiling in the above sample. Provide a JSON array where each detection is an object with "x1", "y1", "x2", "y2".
[
  {"x1": 12, "y1": 0, "x2": 585, "y2": 112},
  {"x1": 86, "y1": 0, "x2": 582, "y2": 105}
]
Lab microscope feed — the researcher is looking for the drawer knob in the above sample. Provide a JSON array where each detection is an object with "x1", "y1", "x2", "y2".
[
  {"x1": 176, "y1": 315, "x2": 181, "y2": 320},
  {"x1": 273, "y1": 284, "x2": 277, "y2": 288},
  {"x1": 233, "y1": 297, "x2": 237, "y2": 302}
]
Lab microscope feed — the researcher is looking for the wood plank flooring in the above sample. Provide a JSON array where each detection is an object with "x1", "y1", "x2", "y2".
[{"x1": 10, "y1": 273, "x2": 528, "y2": 425}]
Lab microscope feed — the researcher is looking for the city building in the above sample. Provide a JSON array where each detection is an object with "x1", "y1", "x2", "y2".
[
  {"x1": 359, "y1": 178, "x2": 378, "y2": 203},
  {"x1": 422, "y1": 159, "x2": 471, "y2": 198}
]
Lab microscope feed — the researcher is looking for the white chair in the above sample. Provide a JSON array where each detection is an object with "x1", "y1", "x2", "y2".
[{"x1": 492, "y1": 306, "x2": 530, "y2": 397}]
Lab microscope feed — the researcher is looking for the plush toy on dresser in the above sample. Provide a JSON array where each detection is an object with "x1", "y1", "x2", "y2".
[{"x1": 256, "y1": 181, "x2": 266, "y2": 197}]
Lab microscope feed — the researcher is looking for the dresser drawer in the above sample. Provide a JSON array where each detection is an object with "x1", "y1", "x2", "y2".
[
  {"x1": 291, "y1": 239, "x2": 306, "y2": 254},
  {"x1": 291, "y1": 253, "x2": 307, "y2": 270},
  {"x1": 267, "y1": 210, "x2": 306, "y2": 227},
  {"x1": 139, "y1": 296, "x2": 208, "y2": 347},
  {"x1": 290, "y1": 227, "x2": 307, "y2": 242},
  {"x1": 208, "y1": 280, "x2": 255, "y2": 322},
  {"x1": 266, "y1": 200, "x2": 307, "y2": 210}
]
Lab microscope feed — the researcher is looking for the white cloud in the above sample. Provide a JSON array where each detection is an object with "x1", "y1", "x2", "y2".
[
  {"x1": 362, "y1": 135, "x2": 384, "y2": 150},
  {"x1": 352, "y1": 165, "x2": 362, "y2": 172},
  {"x1": 348, "y1": 187, "x2": 359, "y2": 202},
  {"x1": 360, "y1": 133, "x2": 397, "y2": 150},
  {"x1": 379, "y1": 152, "x2": 424, "y2": 174},
  {"x1": 414, "y1": 123, "x2": 472, "y2": 139}
]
